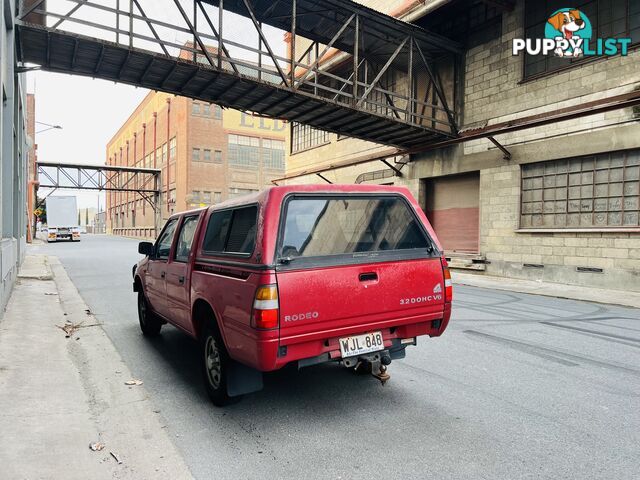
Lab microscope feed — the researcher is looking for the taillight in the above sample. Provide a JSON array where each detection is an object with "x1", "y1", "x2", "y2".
[
  {"x1": 252, "y1": 284, "x2": 279, "y2": 329},
  {"x1": 442, "y1": 260, "x2": 453, "y2": 302}
]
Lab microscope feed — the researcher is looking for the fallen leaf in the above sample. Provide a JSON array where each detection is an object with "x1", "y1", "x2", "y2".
[
  {"x1": 89, "y1": 442, "x2": 105, "y2": 452},
  {"x1": 124, "y1": 379, "x2": 143, "y2": 386}
]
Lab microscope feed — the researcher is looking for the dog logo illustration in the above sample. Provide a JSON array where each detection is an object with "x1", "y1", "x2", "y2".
[
  {"x1": 433, "y1": 283, "x2": 442, "y2": 294},
  {"x1": 545, "y1": 8, "x2": 592, "y2": 57}
]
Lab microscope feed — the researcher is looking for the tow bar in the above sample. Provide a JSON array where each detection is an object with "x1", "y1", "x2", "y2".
[{"x1": 349, "y1": 351, "x2": 392, "y2": 386}]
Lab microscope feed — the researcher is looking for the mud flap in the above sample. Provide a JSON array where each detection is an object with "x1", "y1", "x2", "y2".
[{"x1": 226, "y1": 361, "x2": 264, "y2": 397}]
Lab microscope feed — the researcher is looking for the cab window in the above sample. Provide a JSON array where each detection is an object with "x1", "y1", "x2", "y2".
[
  {"x1": 156, "y1": 218, "x2": 178, "y2": 260},
  {"x1": 174, "y1": 215, "x2": 200, "y2": 262}
]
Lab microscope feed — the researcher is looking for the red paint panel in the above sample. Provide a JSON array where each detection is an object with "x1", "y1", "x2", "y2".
[{"x1": 426, "y1": 207, "x2": 479, "y2": 253}]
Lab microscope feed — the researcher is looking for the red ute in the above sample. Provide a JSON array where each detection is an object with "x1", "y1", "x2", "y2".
[{"x1": 133, "y1": 185, "x2": 452, "y2": 406}]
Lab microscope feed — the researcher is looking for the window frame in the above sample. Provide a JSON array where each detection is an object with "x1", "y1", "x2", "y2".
[
  {"x1": 155, "y1": 217, "x2": 179, "y2": 260},
  {"x1": 173, "y1": 214, "x2": 201, "y2": 263},
  {"x1": 201, "y1": 204, "x2": 259, "y2": 258},
  {"x1": 518, "y1": 149, "x2": 640, "y2": 230},
  {"x1": 274, "y1": 193, "x2": 439, "y2": 271}
]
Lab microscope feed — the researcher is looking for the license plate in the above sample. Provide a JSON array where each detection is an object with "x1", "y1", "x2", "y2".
[{"x1": 339, "y1": 331, "x2": 384, "y2": 358}]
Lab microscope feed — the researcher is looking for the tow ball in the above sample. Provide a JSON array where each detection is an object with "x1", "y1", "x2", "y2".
[
  {"x1": 350, "y1": 352, "x2": 392, "y2": 386},
  {"x1": 372, "y1": 354, "x2": 392, "y2": 386}
]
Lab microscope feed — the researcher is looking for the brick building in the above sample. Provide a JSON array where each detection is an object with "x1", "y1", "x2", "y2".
[
  {"x1": 106, "y1": 92, "x2": 286, "y2": 237},
  {"x1": 282, "y1": 0, "x2": 640, "y2": 292}
]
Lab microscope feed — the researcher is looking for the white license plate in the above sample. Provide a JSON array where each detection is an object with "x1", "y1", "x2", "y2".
[{"x1": 339, "y1": 331, "x2": 384, "y2": 358}]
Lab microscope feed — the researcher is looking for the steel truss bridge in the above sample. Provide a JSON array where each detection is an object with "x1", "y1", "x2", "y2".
[
  {"x1": 17, "y1": 0, "x2": 462, "y2": 149},
  {"x1": 36, "y1": 161, "x2": 162, "y2": 229}
]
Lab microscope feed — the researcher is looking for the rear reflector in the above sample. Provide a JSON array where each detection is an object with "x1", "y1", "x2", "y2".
[{"x1": 252, "y1": 284, "x2": 279, "y2": 329}]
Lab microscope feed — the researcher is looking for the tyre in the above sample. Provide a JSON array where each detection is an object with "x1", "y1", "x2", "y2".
[
  {"x1": 201, "y1": 323, "x2": 237, "y2": 406},
  {"x1": 137, "y1": 290, "x2": 162, "y2": 336}
]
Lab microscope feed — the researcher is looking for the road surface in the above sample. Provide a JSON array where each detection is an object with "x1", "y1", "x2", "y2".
[{"x1": 33, "y1": 234, "x2": 640, "y2": 480}]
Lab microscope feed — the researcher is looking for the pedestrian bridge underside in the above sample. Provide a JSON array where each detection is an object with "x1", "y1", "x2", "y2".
[{"x1": 17, "y1": 0, "x2": 461, "y2": 149}]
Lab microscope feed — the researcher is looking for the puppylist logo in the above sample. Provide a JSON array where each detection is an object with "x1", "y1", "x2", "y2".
[{"x1": 513, "y1": 8, "x2": 631, "y2": 58}]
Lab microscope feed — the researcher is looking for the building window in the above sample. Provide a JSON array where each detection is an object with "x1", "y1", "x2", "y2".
[
  {"x1": 202, "y1": 191, "x2": 212, "y2": 203},
  {"x1": 213, "y1": 105, "x2": 222, "y2": 120},
  {"x1": 192, "y1": 102, "x2": 200, "y2": 115},
  {"x1": 169, "y1": 137, "x2": 176, "y2": 161},
  {"x1": 228, "y1": 187, "x2": 258, "y2": 198},
  {"x1": 156, "y1": 147, "x2": 162, "y2": 165},
  {"x1": 214, "y1": 150, "x2": 223, "y2": 163},
  {"x1": 291, "y1": 122, "x2": 330, "y2": 153},
  {"x1": 213, "y1": 192, "x2": 222, "y2": 203},
  {"x1": 203, "y1": 104, "x2": 211, "y2": 116},
  {"x1": 191, "y1": 191, "x2": 201, "y2": 204},
  {"x1": 524, "y1": 0, "x2": 640, "y2": 79},
  {"x1": 161, "y1": 143, "x2": 168, "y2": 165},
  {"x1": 203, "y1": 149, "x2": 211, "y2": 162},
  {"x1": 262, "y1": 139, "x2": 285, "y2": 169},
  {"x1": 192, "y1": 148, "x2": 200, "y2": 161},
  {"x1": 228, "y1": 134, "x2": 260, "y2": 167},
  {"x1": 520, "y1": 150, "x2": 640, "y2": 229}
]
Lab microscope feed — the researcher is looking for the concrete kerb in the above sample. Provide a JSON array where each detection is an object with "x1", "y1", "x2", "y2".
[
  {"x1": 0, "y1": 255, "x2": 193, "y2": 479},
  {"x1": 452, "y1": 271, "x2": 640, "y2": 309}
]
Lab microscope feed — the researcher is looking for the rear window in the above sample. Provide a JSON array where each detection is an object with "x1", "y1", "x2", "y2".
[
  {"x1": 202, "y1": 206, "x2": 257, "y2": 255},
  {"x1": 279, "y1": 196, "x2": 431, "y2": 260}
]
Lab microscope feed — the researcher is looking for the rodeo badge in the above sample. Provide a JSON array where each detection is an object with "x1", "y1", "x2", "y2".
[{"x1": 513, "y1": 7, "x2": 631, "y2": 58}]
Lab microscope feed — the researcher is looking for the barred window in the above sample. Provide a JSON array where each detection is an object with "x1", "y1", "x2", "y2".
[
  {"x1": 203, "y1": 104, "x2": 211, "y2": 116},
  {"x1": 291, "y1": 122, "x2": 330, "y2": 153},
  {"x1": 520, "y1": 150, "x2": 640, "y2": 229},
  {"x1": 214, "y1": 150, "x2": 223, "y2": 163},
  {"x1": 203, "y1": 149, "x2": 211, "y2": 162},
  {"x1": 192, "y1": 148, "x2": 200, "y2": 162}
]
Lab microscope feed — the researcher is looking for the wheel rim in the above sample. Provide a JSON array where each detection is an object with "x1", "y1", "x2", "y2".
[
  {"x1": 138, "y1": 293, "x2": 147, "y2": 325},
  {"x1": 205, "y1": 336, "x2": 222, "y2": 389}
]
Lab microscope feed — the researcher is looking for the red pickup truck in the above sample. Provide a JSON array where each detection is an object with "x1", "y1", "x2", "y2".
[{"x1": 133, "y1": 185, "x2": 452, "y2": 405}]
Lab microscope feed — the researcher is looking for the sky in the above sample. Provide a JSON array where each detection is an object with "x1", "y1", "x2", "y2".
[{"x1": 29, "y1": 1, "x2": 286, "y2": 209}]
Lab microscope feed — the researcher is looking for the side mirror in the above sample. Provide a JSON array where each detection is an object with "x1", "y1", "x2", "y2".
[{"x1": 138, "y1": 241, "x2": 154, "y2": 256}]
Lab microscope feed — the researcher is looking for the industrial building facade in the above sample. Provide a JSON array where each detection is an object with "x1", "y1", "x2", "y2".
[
  {"x1": 106, "y1": 92, "x2": 286, "y2": 237},
  {"x1": 1, "y1": 0, "x2": 30, "y2": 312},
  {"x1": 283, "y1": 0, "x2": 640, "y2": 292}
]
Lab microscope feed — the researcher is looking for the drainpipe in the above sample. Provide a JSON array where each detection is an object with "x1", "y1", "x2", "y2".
[
  {"x1": 166, "y1": 98, "x2": 171, "y2": 212},
  {"x1": 126, "y1": 139, "x2": 130, "y2": 218},
  {"x1": 133, "y1": 131, "x2": 138, "y2": 221},
  {"x1": 142, "y1": 123, "x2": 146, "y2": 216}
]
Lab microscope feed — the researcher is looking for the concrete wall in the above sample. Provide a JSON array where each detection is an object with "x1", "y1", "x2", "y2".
[{"x1": 1, "y1": 0, "x2": 29, "y2": 313}]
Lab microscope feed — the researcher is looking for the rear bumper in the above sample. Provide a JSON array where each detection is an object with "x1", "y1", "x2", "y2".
[{"x1": 238, "y1": 314, "x2": 449, "y2": 372}]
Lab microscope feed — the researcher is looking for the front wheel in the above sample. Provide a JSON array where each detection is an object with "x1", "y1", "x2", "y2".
[
  {"x1": 201, "y1": 324, "x2": 237, "y2": 406},
  {"x1": 137, "y1": 290, "x2": 162, "y2": 336}
]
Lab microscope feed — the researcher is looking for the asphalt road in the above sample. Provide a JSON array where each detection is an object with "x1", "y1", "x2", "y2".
[{"x1": 33, "y1": 234, "x2": 640, "y2": 480}]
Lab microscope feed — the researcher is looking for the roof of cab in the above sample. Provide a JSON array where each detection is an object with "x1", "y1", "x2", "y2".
[{"x1": 206, "y1": 184, "x2": 414, "y2": 212}]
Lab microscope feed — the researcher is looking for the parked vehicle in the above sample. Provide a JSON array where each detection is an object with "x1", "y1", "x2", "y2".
[
  {"x1": 133, "y1": 185, "x2": 452, "y2": 406},
  {"x1": 45, "y1": 196, "x2": 81, "y2": 242}
]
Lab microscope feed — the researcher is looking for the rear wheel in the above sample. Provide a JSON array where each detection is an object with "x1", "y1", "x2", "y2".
[
  {"x1": 137, "y1": 290, "x2": 162, "y2": 336},
  {"x1": 201, "y1": 323, "x2": 237, "y2": 406}
]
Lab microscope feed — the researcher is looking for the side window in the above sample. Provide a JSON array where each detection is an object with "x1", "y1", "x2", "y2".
[
  {"x1": 174, "y1": 216, "x2": 200, "y2": 262},
  {"x1": 202, "y1": 206, "x2": 257, "y2": 255},
  {"x1": 156, "y1": 218, "x2": 178, "y2": 260}
]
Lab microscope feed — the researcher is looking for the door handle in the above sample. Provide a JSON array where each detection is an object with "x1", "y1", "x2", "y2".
[
  {"x1": 160, "y1": 271, "x2": 165, "y2": 279},
  {"x1": 178, "y1": 276, "x2": 185, "y2": 284},
  {"x1": 359, "y1": 272, "x2": 378, "y2": 282}
]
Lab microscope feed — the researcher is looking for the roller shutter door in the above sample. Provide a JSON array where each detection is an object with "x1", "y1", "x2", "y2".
[{"x1": 424, "y1": 172, "x2": 480, "y2": 253}]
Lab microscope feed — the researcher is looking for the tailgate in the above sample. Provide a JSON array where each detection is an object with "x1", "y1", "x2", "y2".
[
  {"x1": 274, "y1": 193, "x2": 444, "y2": 343},
  {"x1": 276, "y1": 258, "x2": 444, "y2": 339}
]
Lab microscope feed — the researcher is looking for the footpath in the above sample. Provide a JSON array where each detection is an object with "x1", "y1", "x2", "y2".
[
  {"x1": 0, "y1": 254, "x2": 193, "y2": 480},
  {"x1": 452, "y1": 271, "x2": 640, "y2": 309}
]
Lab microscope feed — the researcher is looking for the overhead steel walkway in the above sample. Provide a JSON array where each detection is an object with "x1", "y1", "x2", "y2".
[{"x1": 17, "y1": 0, "x2": 461, "y2": 149}]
